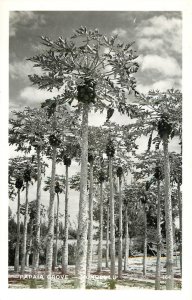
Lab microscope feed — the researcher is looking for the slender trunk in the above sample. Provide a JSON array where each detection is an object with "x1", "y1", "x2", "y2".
[
  {"x1": 86, "y1": 160, "x2": 93, "y2": 277},
  {"x1": 177, "y1": 182, "x2": 182, "y2": 275},
  {"x1": 45, "y1": 146, "x2": 57, "y2": 288},
  {"x1": 14, "y1": 189, "x2": 21, "y2": 272},
  {"x1": 62, "y1": 164, "x2": 69, "y2": 274},
  {"x1": 143, "y1": 204, "x2": 147, "y2": 276},
  {"x1": 26, "y1": 253, "x2": 29, "y2": 267},
  {"x1": 109, "y1": 156, "x2": 115, "y2": 279},
  {"x1": 26, "y1": 221, "x2": 33, "y2": 267},
  {"x1": 21, "y1": 181, "x2": 29, "y2": 274},
  {"x1": 32, "y1": 147, "x2": 42, "y2": 276},
  {"x1": 163, "y1": 133, "x2": 174, "y2": 289},
  {"x1": 75, "y1": 103, "x2": 89, "y2": 289},
  {"x1": 118, "y1": 176, "x2": 122, "y2": 279},
  {"x1": 97, "y1": 181, "x2": 103, "y2": 273},
  {"x1": 155, "y1": 180, "x2": 162, "y2": 289},
  {"x1": 106, "y1": 203, "x2": 109, "y2": 268},
  {"x1": 124, "y1": 205, "x2": 129, "y2": 272},
  {"x1": 53, "y1": 193, "x2": 59, "y2": 271}
]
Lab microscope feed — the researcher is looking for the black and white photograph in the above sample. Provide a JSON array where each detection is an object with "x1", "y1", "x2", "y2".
[{"x1": 0, "y1": 1, "x2": 191, "y2": 297}]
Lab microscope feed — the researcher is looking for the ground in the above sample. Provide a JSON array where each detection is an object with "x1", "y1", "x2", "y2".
[{"x1": 8, "y1": 255, "x2": 181, "y2": 289}]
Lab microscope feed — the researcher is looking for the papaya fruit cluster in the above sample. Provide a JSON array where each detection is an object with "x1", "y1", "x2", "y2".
[
  {"x1": 23, "y1": 168, "x2": 31, "y2": 182},
  {"x1": 154, "y1": 166, "x2": 164, "y2": 181},
  {"x1": 63, "y1": 155, "x2": 71, "y2": 167},
  {"x1": 158, "y1": 114, "x2": 172, "y2": 138},
  {"x1": 49, "y1": 134, "x2": 61, "y2": 147},
  {"x1": 106, "y1": 139, "x2": 115, "y2": 158},
  {"x1": 77, "y1": 77, "x2": 96, "y2": 104},
  {"x1": 98, "y1": 170, "x2": 105, "y2": 183},
  {"x1": 15, "y1": 177, "x2": 23, "y2": 190},
  {"x1": 116, "y1": 166, "x2": 123, "y2": 178}
]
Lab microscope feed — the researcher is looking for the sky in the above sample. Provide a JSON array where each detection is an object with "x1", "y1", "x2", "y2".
[
  {"x1": 9, "y1": 11, "x2": 182, "y2": 223},
  {"x1": 9, "y1": 11, "x2": 182, "y2": 110}
]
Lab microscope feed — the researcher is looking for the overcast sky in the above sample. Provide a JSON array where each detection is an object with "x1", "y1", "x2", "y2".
[
  {"x1": 9, "y1": 11, "x2": 182, "y2": 223},
  {"x1": 9, "y1": 11, "x2": 182, "y2": 110}
]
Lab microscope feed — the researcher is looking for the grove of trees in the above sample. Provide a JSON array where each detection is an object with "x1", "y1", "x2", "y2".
[{"x1": 8, "y1": 27, "x2": 182, "y2": 290}]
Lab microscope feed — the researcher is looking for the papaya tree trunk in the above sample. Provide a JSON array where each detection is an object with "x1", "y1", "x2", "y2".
[
  {"x1": 177, "y1": 182, "x2": 182, "y2": 275},
  {"x1": 14, "y1": 188, "x2": 21, "y2": 272},
  {"x1": 45, "y1": 145, "x2": 57, "y2": 288},
  {"x1": 62, "y1": 164, "x2": 69, "y2": 274},
  {"x1": 109, "y1": 156, "x2": 115, "y2": 279},
  {"x1": 32, "y1": 147, "x2": 42, "y2": 276},
  {"x1": 21, "y1": 181, "x2": 29, "y2": 274},
  {"x1": 53, "y1": 193, "x2": 59, "y2": 271},
  {"x1": 155, "y1": 179, "x2": 162, "y2": 289},
  {"x1": 86, "y1": 159, "x2": 94, "y2": 277},
  {"x1": 143, "y1": 204, "x2": 147, "y2": 276},
  {"x1": 26, "y1": 221, "x2": 33, "y2": 267},
  {"x1": 118, "y1": 175, "x2": 122, "y2": 279},
  {"x1": 75, "y1": 103, "x2": 89, "y2": 289},
  {"x1": 106, "y1": 202, "x2": 109, "y2": 268},
  {"x1": 163, "y1": 133, "x2": 174, "y2": 289},
  {"x1": 124, "y1": 204, "x2": 129, "y2": 272},
  {"x1": 97, "y1": 181, "x2": 103, "y2": 273}
]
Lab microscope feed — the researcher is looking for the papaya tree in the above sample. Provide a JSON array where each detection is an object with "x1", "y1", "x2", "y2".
[
  {"x1": 86, "y1": 147, "x2": 96, "y2": 277},
  {"x1": 57, "y1": 138, "x2": 80, "y2": 275},
  {"x1": 9, "y1": 107, "x2": 48, "y2": 277},
  {"x1": 28, "y1": 27, "x2": 139, "y2": 288},
  {"x1": 44, "y1": 175, "x2": 65, "y2": 271},
  {"x1": 9, "y1": 156, "x2": 38, "y2": 273},
  {"x1": 169, "y1": 152, "x2": 182, "y2": 274},
  {"x1": 132, "y1": 89, "x2": 182, "y2": 289},
  {"x1": 20, "y1": 161, "x2": 40, "y2": 275}
]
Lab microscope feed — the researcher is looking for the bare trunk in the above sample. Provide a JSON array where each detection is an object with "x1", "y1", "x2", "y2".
[
  {"x1": 32, "y1": 147, "x2": 42, "y2": 276},
  {"x1": 177, "y1": 182, "x2": 182, "y2": 275},
  {"x1": 75, "y1": 103, "x2": 89, "y2": 289},
  {"x1": 118, "y1": 176, "x2": 122, "y2": 279},
  {"x1": 109, "y1": 156, "x2": 115, "y2": 279},
  {"x1": 106, "y1": 203, "x2": 109, "y2": 268},
  {"x1": 53, "y1": 193, "x2": 59, "y2": 271},
  {"x1": 62, "y1": 164, "x2": 69, "y2": 274},
  {"x1": 14, "y1": 189, "x2": 21, "y2": 272},
  {"x1": 124, "y1": 205, "x2": 129, "y2": 272},
  {"x1": 143, "y1": 204, "x2": 147, "y2": 276},
  {"x1": 26, "y1": 253, "x2": 29, "y2": 267},
  {"x1": 21, "y1": 181, "x2": 29, "y2": 274},
  {"x1": 45, "y1": 146, "x2": 57, "y2": 288},
  {"x1": 155, "y1": 180, "x2": 162, "y2": 290},
  {"x1": 86, "y1": 160, "x2": 94, "y2": 277},
  {"x1": 97, "y1": 181, "x2": 103, "y2": 273},
  {"x1": 26, "y1": 221, "x2": 33, "y2": 267},
  {"x1": 163, "y1": 133, "x2": 174, "y2": 289}
]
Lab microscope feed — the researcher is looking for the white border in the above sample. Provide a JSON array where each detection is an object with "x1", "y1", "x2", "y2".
[{"x1": 1, "y1": 0, "x2": 192, "y2": 299}]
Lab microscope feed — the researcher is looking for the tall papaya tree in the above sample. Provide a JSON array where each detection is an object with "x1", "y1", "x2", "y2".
[
  {"x1": 62, "y1": 156, "x2": 71, "y2": 275},
  {"x1": 57, "y1": 138, "x2": 80, "y2": 275},
  {"x1": 97, "y1": 169, "x2": 105, "y2": 273},
  {"x1": 9, "y1": 107, "x2": 48, "y2": 278},
  {"x1": 153, "y1": 163, "x2": 164, "y2": 290},
  {"x1": 134, "y1": 151, "x2": 165, "y2": 285},
  {"x1": 106, "y1": 137, "x2": 116, "y2": 278},
  {"x1": 116, "y1": 166, "x2": 123, "y2": 279},
  {"x1": 132, "y1": 89, "x2": 182, "y2": 289},
  {"x1": 28, "y1": 27, "x2": 139, "y2": 287},
  {"x1": 86, "y1": 147, "x2": 96, "y2": 277},
  {"x1": 20, "y1": 161, "x2": 40, "y2": 275},
  {"x1": 9, "y1": 156, "x2": 38, "y2": 273},
  {"x1": 106, "y1": 198, "x2": 110, "y2": 269},
  {"x1": 169, "y1": 152, "x2": 182, "y2": 275},
  {"x1": 44, "y1": 175, "x2": 65, "y2": 271}
]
